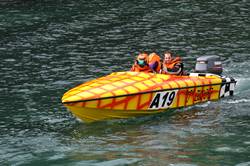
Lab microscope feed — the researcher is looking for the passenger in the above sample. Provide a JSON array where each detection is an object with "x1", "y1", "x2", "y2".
[
  {"x1": 130, "y1": 53, "x2": 152, "y2": 73},
  {"x1": 148, "y1": 52, "x2": 161, "y2": 73},
  {"x1": 160, "y1": 51, "x2": 184, "y2": 75}
]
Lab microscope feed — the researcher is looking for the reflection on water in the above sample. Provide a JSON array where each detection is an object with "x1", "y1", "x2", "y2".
[{"x1": 62, "y1": 104, "x2": 248, "y2": 165}]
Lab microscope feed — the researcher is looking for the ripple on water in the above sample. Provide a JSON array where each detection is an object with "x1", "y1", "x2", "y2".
[
  {"x1": 169, "y1": 164, "x2": 198, "y2": 166},
  {"x1": 235, "y1": 162, "x2": 250, "y2": 166},
  {"x1": 1, "y1": 1, "x2": 250, "y2": 166},
  {"x1": 215, "y1": 147, "x2": 246, "y2": 153},
  {"x1": 91, "y1": 158, "x2": 142, "y2": 166}
]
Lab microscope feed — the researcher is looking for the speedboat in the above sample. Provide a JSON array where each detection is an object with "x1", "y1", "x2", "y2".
[{"x1": 62, "y1": 56, "x2": 236, "y2": 123}]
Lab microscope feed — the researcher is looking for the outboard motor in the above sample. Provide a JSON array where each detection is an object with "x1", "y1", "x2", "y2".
[{"x1": 195, "y1": 55, "x2": 223, "y2": 75}]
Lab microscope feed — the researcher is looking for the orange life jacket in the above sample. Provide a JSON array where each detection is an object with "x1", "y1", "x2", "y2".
[
  {"x1": 148, "y1": 53, "x2": 161, "y2": 73},
  {"x1": 161, "y1": 57, "x2": 183, "y2": 75},
  {"x1": 130, "y1": 53, "x2": 152, "y2": 73}
]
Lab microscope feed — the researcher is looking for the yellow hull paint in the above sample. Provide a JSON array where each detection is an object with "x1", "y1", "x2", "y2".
[
  {"x1": 62, "y1": 72, "x2": 236, "y2": 123},
  {"x1": 65, "y1": 105, "x2": 167, "y2": 123}
]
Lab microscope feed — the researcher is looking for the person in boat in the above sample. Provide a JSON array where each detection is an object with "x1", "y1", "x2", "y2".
[
  {"x1": 148, "y1": 52, "x2": 162, "y2": 73},
  {"x1": 130, "y1": 53, "x2": 152, "y2": 72},
  {"x1": 160, "y1": 51, "x2": 184, "y2": 75}
]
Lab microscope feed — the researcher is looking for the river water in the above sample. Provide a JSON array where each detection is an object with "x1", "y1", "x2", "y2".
[{"x1": 0, "y1": 0, "x2": 250, "y2": 165}]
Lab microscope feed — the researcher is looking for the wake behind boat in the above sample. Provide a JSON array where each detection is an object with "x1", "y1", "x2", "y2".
[{"x1": 62, "y1": 56, "x2": 236, "y2": 122}]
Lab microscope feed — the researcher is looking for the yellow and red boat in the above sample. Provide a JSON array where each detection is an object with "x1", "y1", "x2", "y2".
[{"x1": 62, "y1": 70, "x2": 236, "y2": 123}]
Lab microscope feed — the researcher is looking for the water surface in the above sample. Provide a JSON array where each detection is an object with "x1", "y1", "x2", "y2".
[{"x1": 0, "y1": 0, "x2": 250, "y2": 165}]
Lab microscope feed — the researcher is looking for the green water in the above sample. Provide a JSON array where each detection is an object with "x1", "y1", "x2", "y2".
[{"x1": 1, "y1": 1, "x2": 250, "y2": 165}]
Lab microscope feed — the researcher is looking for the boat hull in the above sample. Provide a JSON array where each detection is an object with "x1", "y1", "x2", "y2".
[{"x1": 62, "y1": 72, "x2": 236, "y2": 122}]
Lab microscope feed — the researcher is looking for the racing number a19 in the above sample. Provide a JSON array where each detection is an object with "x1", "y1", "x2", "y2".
[{"x1": 149, "y1": 90, "x2": 177, "y2": 109}]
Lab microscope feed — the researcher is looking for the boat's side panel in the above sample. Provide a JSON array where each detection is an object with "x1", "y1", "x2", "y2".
[
  {"x1": 65, "y1": 92, "x2": 154, "y2": 111},
  {"x1": 65, "y1": 105, "x2": 167, "y2": 123},
  {"x1": 64, "y1": 83, "x2": 221, "y2": 111},
  {"x1": 148, "y1": 84, "x2": 221, "y2": 110}
]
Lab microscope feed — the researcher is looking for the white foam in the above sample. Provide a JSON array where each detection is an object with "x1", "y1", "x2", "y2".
[
  {"x1": 92, "y1": 158, "x2": 141, "y2": 166},
  {"x1": 169, "y1": 164, "x2": 198, "y2": 166},
  {"x1": 226, "y1": 99, "x2": 250, "y2": 104},
  {"x1": 215, "y1": 147, "x2": 245, "y2": 153},
  {"x1": 235, "y1": 161, "x2": 250, "y2": 166},
  {"x1": 244, "y1": 141, "x2": 250, "y2": 145}
]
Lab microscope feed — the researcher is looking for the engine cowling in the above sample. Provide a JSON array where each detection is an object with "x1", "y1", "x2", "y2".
[{"x1": 195, "y1": 55, "x2": 223, "y2": 75}]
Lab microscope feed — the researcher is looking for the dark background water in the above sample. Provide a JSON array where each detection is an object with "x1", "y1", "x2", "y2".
[{"x1": 1, "y1": 0, "x2": 250, "y2": 165}]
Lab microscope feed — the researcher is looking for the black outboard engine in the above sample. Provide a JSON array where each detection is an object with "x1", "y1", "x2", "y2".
[{"x1": 195, "y1": 55, "x2": 223, "y2": 75}]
